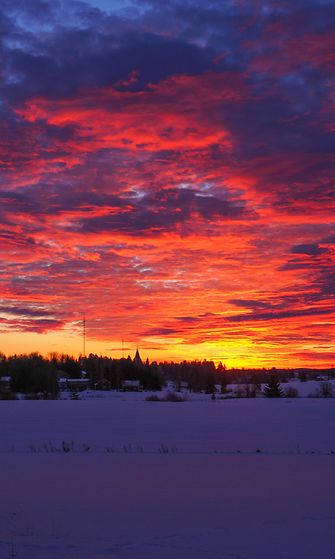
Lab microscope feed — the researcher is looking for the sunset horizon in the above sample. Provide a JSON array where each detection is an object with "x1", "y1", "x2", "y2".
[{"x1": 1, "y1": 322, "x2": 334, "y2": 370}]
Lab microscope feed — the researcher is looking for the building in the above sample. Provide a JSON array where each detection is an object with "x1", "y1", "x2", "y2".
[
  {"x1": 58, "y1": 378, "x2": 90, "y2": 391},
  {"x1": 0, "y1": 376, "x2": 11, "y2": 393},
  {"x1": 133, "y1": 348, "x2": 143, "y2": 369},
  {"x1": 121, "y1": 379, "x2": 142, "y2": 391}
]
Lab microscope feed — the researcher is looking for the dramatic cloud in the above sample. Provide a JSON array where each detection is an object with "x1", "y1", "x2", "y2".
[
  {"x1": 291, "y1": 244, "x2": 329, "y2": 256},
  {"x1": 0, "y1": 0, "x2": 334, "y2": 366}
]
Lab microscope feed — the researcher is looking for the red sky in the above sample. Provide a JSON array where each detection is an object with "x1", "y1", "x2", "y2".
[{"x1": 0, "y1": 0, "x2": 334, "y2": 367}]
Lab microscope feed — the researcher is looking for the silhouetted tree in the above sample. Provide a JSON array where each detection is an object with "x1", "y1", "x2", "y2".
[
  {"x1": 7, "y1": 353, "x2": 58, "y2": 397},
  {"x1": 318, "y1": 381, "x2": 334, "y2": 398},
  {"x1": 263, "y1": 376, "x2": 283, "y2": 398}
]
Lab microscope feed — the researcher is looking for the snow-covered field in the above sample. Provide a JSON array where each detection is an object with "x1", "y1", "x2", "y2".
[{"x1": 1, "y1": 393, "x2": 335, "y2": 558}]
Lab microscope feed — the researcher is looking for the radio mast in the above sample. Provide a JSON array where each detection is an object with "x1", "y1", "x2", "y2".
[{"x1": 83, "y1": 315, "x2": 86, "y2": 358}]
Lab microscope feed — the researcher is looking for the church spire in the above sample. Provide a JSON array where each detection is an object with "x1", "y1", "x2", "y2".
[{"x1": 133, "y1": 347, "x2": 143, "y2": 368}]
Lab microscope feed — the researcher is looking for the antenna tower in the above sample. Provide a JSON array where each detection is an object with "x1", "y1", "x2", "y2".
[{"x1": 83, "y1": 316, "x2": 86, "y2": 358}]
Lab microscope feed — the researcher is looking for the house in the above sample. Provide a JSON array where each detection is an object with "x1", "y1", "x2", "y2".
[
  {"x1": 122, "y1": 379, "x2": 143, "y2": 392},
  {"x1": 94, "y1": 379, "x2": 111, "y2": 390},
  {"x1": 0, "y1": 376, "x2": 11, "y2": 393},
  {"x1": 58, "y1": 378, "x2": 90, "y2": 391}
]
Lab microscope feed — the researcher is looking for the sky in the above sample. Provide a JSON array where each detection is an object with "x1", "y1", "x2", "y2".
[{"x1": 0, "y1": 0, "x2": 334, "y2": 367}]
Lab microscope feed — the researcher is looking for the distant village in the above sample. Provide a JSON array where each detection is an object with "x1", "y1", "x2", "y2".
[{"x1": 0, "y1": 348, "x2": 334, "y2": 400}]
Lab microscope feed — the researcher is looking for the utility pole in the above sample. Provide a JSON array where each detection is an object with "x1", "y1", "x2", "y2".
[{"x1": 83, "y1": 315, "x2": 86, "y2": 358}]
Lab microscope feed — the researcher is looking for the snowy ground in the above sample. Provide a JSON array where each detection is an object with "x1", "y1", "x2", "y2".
[{"x1": 1, "y1": 393, "x2": 335, "y2": 558}]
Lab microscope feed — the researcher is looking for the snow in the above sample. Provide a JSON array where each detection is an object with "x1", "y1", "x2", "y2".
[
  {"x1": 283, "y1": 378, "x2": 333, "y2": 397},
  {"x1": 226, "y1": 378, "x2": 335, "y2": 398},
  {"x1": 1, "y1": 393, "x2": 335, "y2": 558}
]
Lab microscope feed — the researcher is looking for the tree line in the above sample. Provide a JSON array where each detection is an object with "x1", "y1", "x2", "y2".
[{"x1": 0, "y1": 351, "x2": 334, "y2": 398}]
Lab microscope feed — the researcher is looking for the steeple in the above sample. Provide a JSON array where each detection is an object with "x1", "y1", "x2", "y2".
[{"x1": 133, "y1": 348, "x2": 143, "y2": 368}]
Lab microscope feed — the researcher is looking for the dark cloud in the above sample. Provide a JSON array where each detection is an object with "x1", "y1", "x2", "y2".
[
  {"x1": 1, "y1": 4, "x2": 214, "y2": 104},
  {"x1": 228, "y1": 307, "x2": 334, "y2": 322},
  {"x1": 291, "y1": 243, "x2": 329, "y2": 256},
  {"x1": 0, "y1": 305, "x2": 55, "y2": 318},
  {"x1": 0, "y1": 316, "x2": 65, "y2": 333},
  {"x1": 142, "y1": 327, "x2": 182, "y2": 336},
  {"x1": 75, "y1": 188, "x2": 246, "y2": 234},
  {"x1": 322, "y1": 235, "x2": 335, "y2": 244},
  {"x1": 229, "y1": 299, "x2": 270, "y2": 310},
  {"x1": 0, "y1": 230, "x2": 36, "y2": 247},
  {"x1": 315, "y1": 268, "x2": 335, "y2": 296}
]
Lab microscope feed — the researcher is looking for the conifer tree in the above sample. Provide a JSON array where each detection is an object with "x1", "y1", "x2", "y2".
[{"x1": 263, "y1": 376, "x2": 283, "y2": 397}]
